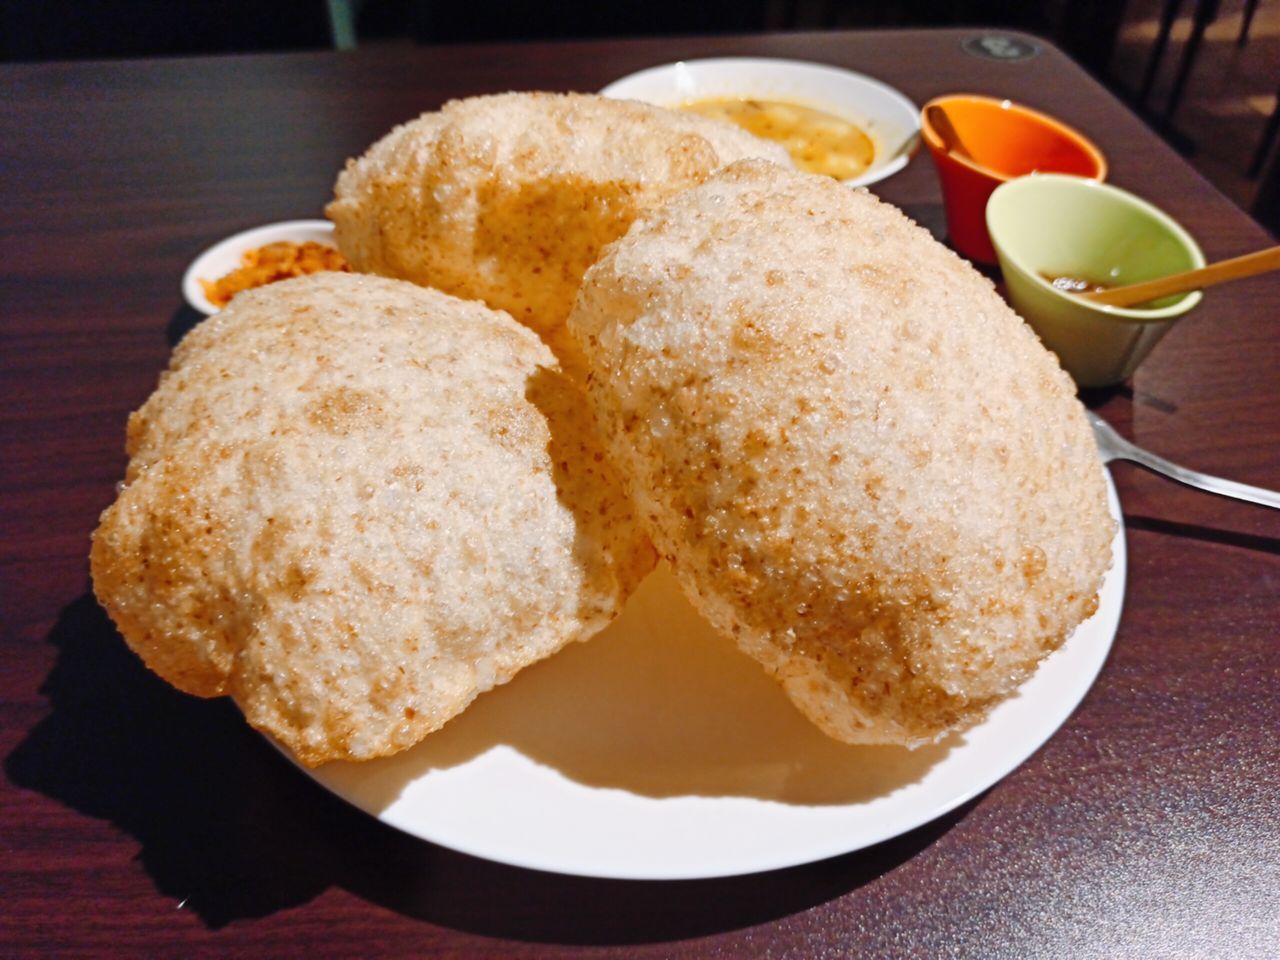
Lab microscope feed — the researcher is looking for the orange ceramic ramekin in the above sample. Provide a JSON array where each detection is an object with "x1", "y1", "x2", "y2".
[{"x1": 920, "y1": 94, "x2": 1107, "y2": 264}]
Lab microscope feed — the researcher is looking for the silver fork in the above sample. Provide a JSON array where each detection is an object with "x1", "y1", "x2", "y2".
[{"x1": 1087, "y1": 412, "x2": 1280, "y2": 510}]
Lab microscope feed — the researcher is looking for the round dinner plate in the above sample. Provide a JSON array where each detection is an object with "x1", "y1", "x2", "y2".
[
  {"x1": 181, "y1": 219, "x2": 336, "y2": 315},
  {"x1": 298, "y1": 477, "x2": 1126, "y2": 880},
  {"x1": 599, "y1": 57, "x2": 921, "y2": 188}
]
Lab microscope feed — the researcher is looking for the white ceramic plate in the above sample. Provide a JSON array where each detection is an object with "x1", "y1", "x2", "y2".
[
  {"x1": 181, "y1": 219, "x2": 336, "y2": 315},
  {"x1": 599, "y1": 57, "x2": 920, "y2": 188},
  {"x1": 297, "y1": 477, "x2": 1125, "y2": 880}
]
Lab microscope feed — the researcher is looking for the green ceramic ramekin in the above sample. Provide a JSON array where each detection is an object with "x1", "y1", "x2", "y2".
[{"x1": 987, "y1": 174, "x2": 1204, "y2": 388}]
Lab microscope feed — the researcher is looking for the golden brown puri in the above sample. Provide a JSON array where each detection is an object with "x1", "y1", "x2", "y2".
[
  {"x1": 325, "y1": 92, "x2": 790, "y2": 350},
  {"x1": 91, "y1": 272, "x2": 655, "y2": 766},
  {"x1": 568, "y1": 159, "x2": 1114, "y2": 748}
]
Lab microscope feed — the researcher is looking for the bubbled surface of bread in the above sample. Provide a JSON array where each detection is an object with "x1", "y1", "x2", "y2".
[
  {"x1": 326, "y1": 92, "x2": 790, "y2": 343},
  {"x1": 91, "y1": 272, "x2": 655, "y2": 765},
  {"x1": 568, "y1": 159, "x2": 1114, "y2": 747}
]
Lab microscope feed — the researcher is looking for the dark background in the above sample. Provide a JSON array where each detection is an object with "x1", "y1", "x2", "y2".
[
  {"x1": 0, "y1": 0, "x2": 1131, "y2": 78},
  {"x1": 0, "y1": 2, "x2": 1075, "y2": 61}
]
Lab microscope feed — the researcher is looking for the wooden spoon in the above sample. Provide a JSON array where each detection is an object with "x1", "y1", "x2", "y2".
[
  {"x1": 925, "y1": 105, "x2": 975, "y2": 161},
  {"x1": 1079, "y1": 244, "x2": 1280, "y2": 308}
]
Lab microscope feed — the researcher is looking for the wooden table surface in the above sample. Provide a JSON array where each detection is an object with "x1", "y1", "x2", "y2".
[{"x1": 2, "y1": 28, "x2": 1277, "y2": 958}]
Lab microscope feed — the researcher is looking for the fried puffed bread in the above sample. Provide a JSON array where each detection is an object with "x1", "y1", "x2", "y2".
[
  {"x1": 91, "y1": 272, "x2": 655, "y2": 765},
  {"x1": 326, "y1": 91, "x2": 790, "y2": 349},
  {"x1": 568, "y1": 159, "x2": 1114, "y2": 747}
]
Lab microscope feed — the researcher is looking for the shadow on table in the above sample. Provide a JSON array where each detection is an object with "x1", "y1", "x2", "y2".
[
  {"x1": 1123, "y1": 514, "x2": 1280, "y2": 555},
  {"x1": 6, "y1": 593, "x2": 976, "y2": 943},
  {"x1": 168, "y1": 303, "x2": 206, "y2": 346}
]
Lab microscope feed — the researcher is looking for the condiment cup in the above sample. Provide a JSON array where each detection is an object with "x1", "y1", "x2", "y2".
[
  {"x1": 921, "y1": 94, "x2": 1107, "y2": 263},
  {"x1": 182, "y1": 219, "x2": 336, "y2": 315},
  {"x1": 986, "y1": 174, "x2": 1204, "y2": 389}
]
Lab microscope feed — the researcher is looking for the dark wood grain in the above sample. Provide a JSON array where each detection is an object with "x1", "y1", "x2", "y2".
[{"x1": 2, "y1": 29, "x2": 1277, "y2": 958}]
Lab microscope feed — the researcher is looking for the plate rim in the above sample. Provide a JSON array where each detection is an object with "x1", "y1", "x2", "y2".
[{"x1": 298, "y1": 473, "x2": 1126, "y2": 881}]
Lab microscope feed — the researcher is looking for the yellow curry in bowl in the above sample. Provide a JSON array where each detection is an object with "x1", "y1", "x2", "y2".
[{"x1": 680, "y1": 97, "x2": 875, "y2": 181}]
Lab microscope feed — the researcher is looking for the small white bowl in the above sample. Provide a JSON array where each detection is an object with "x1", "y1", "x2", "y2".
[
  {"x1": 600, "y1": 57, "x2": 920, "y2": 188},
  {"x1": 181, "y1": 219, "x2": 337, "y2": 315}
]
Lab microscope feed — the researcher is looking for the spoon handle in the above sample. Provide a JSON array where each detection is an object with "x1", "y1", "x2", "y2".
[
  {"x1": 924, "y1": 105, "x2": 974, "y2": 161},
  {"x1": 1090, "y1": 415, "x2": 1280, "y2": 509},
  {"x1": 1081, "y1": 245, "x2": 1280, "y2": 308}
]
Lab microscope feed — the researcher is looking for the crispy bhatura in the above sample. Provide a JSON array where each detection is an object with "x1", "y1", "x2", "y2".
[
  {"x1": 326, "y1": 92, "x2": 790, "y2": 356},
  {"x1": 96, "y1": 99, "x2": 1113, "y2": 765},
  {"x1": 91, "y1": 272, "x2": 655, "y2": 765},
  {"x1": 567, "y1": 159, "x2": 1114, "y2": 747}
]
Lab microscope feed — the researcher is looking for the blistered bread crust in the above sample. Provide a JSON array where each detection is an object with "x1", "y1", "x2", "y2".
[
  {"x1": 91, "y1": 272, "x2": 655, "y2": 765},
  {"x1": 568, "y1": 160, "x2": 1114, "y2": 747},
  {"x1": 326, "y1": 92, "x2": 790, "y2": 343}
]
